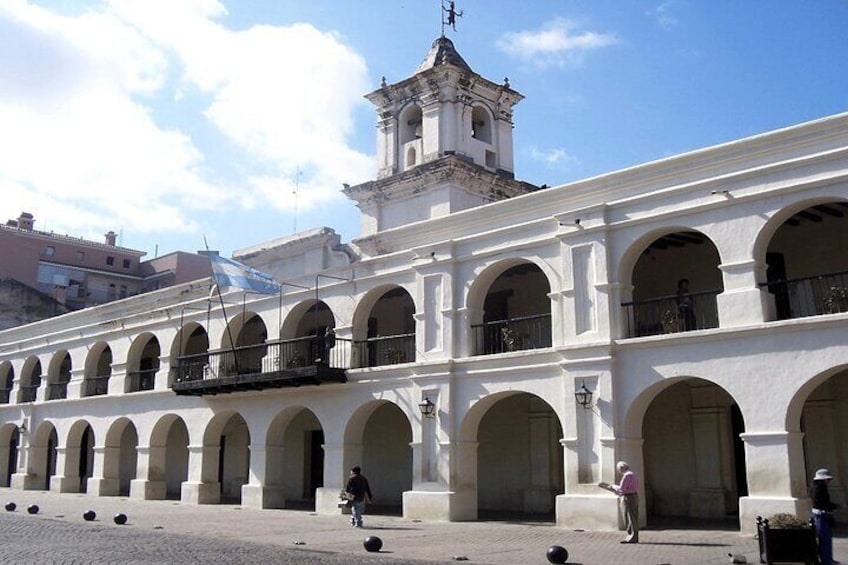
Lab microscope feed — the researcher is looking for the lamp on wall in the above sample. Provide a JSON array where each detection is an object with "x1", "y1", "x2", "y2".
[
  {"x1": 18, "y1": 420, "x2": 27, "y2": 434},
  {"x1": 574, "y1": 383, "x2": 593, "y2": 409},
  {"x1": 418, "y1": 396, "x2": 436, "y2": 419}
]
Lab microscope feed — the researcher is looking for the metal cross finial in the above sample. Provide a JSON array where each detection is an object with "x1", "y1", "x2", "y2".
[{"x1": 441, "y1": 0, "x2": 463, "y2": 36}]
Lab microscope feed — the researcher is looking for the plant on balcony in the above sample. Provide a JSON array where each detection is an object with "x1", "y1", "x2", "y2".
[
  {"x1": 287, "y1": 352, "x2": 305, "y2": 368},
  {"x1": 501, "y1": 326, "x2": 518, "y2": 352},
  {"x1": 756, "y1": 514, "x2": 818, "y2": 565},
  {"x1": 823, "y1": 285, "x2": 848, "y2": 314},
  {"x1": 660, "y1": 309, "x2": 681, "y2": 333},
  {"x1": 384, "y1": 347, "x2": 407, "y2": 364}
]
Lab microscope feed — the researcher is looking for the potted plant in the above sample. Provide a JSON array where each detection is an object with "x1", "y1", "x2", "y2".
[{"x1": 756, "y1": 514, "x2": 819, "y2": 565}]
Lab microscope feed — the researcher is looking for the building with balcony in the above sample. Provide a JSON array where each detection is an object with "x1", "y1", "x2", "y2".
[
  {"x1": 0, "y1": 36, "x2": 846, "y2": 534},
  {"x1": 0, "y1": 213, "x2": 212, "y2": 326}
]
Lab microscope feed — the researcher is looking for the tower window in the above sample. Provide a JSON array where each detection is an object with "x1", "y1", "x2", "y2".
[
  {"x1": 106, "y1": 256, "x2": 115, "y2": 266},
  {"x1": 123, "y1": 259, "x2": 131, "y2": 269},
  {"x1": 400, "y1": 104, "x2": 423, "y2": 144},
  {"x1": 471, "y1": 106, "x2": 493, "y2": 144},
  {"x1": 406, "y1": 147, "x2": 417, "y2": 168}
]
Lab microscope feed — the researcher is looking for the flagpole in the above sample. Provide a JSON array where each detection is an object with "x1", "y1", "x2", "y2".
[{"x1": 204, "y1": 237, "x2": 241, "y2": 376}]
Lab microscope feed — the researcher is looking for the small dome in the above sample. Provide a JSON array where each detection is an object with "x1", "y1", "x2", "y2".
[{"x1": 415, "y1": 36, "x2": 472, "y2": 73}]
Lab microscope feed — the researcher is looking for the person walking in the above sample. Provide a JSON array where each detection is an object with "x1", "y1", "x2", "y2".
[
  {"x1": 811, "y1": 468, "x2": 839, "y2": 565},
  {"x1": 344, "y1": 466, "x2": 373, "y2": 528},
  {"x1": 599, "y1": 461, "x2": 640, "y2": 543}
]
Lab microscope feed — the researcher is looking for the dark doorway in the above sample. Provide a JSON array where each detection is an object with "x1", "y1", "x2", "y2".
[
  {"x1": 307, "y1": 430, "x2": 324, "y2": 498},
  {"x1": 766, "y1": 252, "x2": 790, "y2": 320},
  {"x1": 731, "y1": 404, "x2": 749, "y2": 498}
]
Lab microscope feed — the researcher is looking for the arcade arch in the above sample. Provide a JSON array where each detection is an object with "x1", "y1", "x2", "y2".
[
  {"x1": 83, "y1": 342, "x2": 112, "y2": 397},
  {"x1": 126, "y1": 334, "x2": 160, "y2": 393},
  {"x1": 19, "y1": 356, "x2": 42, "y2": 403},
  {"x1": 64, "y1": 420, "x2": 95, "y2": 493},
  {"x1": 170, "y1": 323, "x2": 209, "y2": 384},
  {"x1": 103, "y1": 418, "x2": 138, "y2": 496},
  {"x1": 0, "y1": 424, "x2": 20, "y2": 487},
  {"x1": 46, "y1": 350, "x2": 71, "y2": 401},
  {"x1": 145, "y1": 415, "x2": 189, "y2": 500},
  {"x1": 203, "y1": 412, "x2": 250, "y2": 504},
  {"x1": 266, "y1": 407, "x2": 325, "y2": 508},
  {"x1": 0, "y1": 361, "x2": 12, "y2": 404},
  {"x1": 353, "y1": 286, "x2": 416, "y2": 368},
  {"x1": 28, "y1": 421, "x2": 58, "y2": 491}
]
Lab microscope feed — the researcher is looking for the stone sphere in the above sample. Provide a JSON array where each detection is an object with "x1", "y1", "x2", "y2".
[
  {"x1": 4, "y1": 502, "x2": 16, "y2": 512},
  {"x1": 363, "y1": 536, "x2": 383, "y2": 552},
  {"x1": 546, "y1": 545, "x2": 569, "y2": 564},
  {"x1": 83, "y1": 510, "x2": 96, "y2": 522},
  {"x1": 113, "y1": 513, "x2": 128, "y2": 525},
  {"x1": 26, "y1": 504, "x2": 39, "y2": 515}
]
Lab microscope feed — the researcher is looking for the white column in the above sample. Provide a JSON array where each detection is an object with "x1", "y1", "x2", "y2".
[
  {"x1": 242, "y1": 445, "x2": 285, "y2": 509},
  {"x1": 86, "y1": 446, "x2": 119, "y2": 496},
  {"x1": 717, "y1": 259, "x2": 769, "y2": 327},
  {"x1": 130, "y1": 445, "x2": 167, "y2": 500},
  {"x1": 180, "y1": 444, "x2": 220, "y2": 504}
]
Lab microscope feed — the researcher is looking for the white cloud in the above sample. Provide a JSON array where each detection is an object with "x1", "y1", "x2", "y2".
[
  {"x1": 528, "y1": 146, "x2": 579, "y2": 168},
  {"x1": 647, "y1": 1, "x2": 681, "y2": 31},
  {"x1": 496, "y1": 18, "x2": 618, "y2": 69},
  {"x1": 0, "y1": 0, "x2": 373, "y2": 246}
]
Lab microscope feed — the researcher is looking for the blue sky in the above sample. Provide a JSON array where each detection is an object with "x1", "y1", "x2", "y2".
[{"x1": 1, "y1": 1, "x2": 847, "y2": 259}]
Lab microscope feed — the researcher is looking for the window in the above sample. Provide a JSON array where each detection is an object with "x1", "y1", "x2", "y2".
[
  {"x1": 119, "y1": 285, "x2": 128, "y2": 298},
  {"x1": 44, "y1": 246, "x2": 55, "y2": 256},
  {"x1": 76, "y1": 251, "x2": 85, "y2": 261},
  {"x1": 106, "y1": 256, "x2": 115, "y2": 266},
  {"x1": 122, "y1": 259, "x2": 131, "y2": 269}
]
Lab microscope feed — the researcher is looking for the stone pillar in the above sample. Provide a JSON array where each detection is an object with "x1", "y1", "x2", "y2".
[
  {"x1": 156, "y1": 356, "x2": 171, "y2": 390},
  {"x1": 49, "y1": 447, "x2": 80, "y2": 493},
  {"x1": 86, "y1": 446, "x2": 119, "y2": 496},
  {"x1": 738, "y1": 431, "x2": 809, "y2": 533},
  {"x1": 717, "y1": 259, "x2": 769, "y2": 327},
  {"x1": 110, "y1": 363, "x2": 128, "y2": 396},
  {"x1": 67, "y1": 368, "x2": 84, "y2": 399},
  {"x1": 180, "y1": 445, "x2": 220, "y2": 504},
  {"x1": 315, "y1": 442, "x2": 347, "y2": 515},
  {"x1": 130, "y1": 445, "x2": 167, "y2": 500},
  {"x1": 242, "y1": 445, "x2": 285, "y2": 509}
]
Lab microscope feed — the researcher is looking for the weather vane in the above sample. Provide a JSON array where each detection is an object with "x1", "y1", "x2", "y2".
[{"x1": 441, "y1": 0, "x2": 463, "y2": 36}]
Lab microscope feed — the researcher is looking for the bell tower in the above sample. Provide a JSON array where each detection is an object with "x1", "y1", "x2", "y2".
[{"x1": 345, "y1": 37, "x2": 537, "y2": 236}]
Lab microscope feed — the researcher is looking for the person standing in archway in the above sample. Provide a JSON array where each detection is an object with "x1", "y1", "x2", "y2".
[
  {"x1": 345, "y1": 466, "x2": 373, "y2": 528},
  {"x1": 599, "y1": 461, "x2": 640, "y2": 543},
  {"x1": 811, "y1": 468, "x2": 839, "y2": 565}
]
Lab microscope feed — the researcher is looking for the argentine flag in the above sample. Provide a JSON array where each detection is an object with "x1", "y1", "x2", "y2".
[{"x1": 209, "y1": 254, "x2": 281, "y2": 295}]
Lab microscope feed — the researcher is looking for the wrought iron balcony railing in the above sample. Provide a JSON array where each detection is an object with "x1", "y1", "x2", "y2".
[
  {"x1": 355, "y1": 333, "x2": 416, "y2": 368},
  {"x1": 760, "y1": 269, "x2": 848, "y2": 320},
  {"x1": 0, "y1": 389, "x2": 10, "y2": 404},
  {"x1": 19, "y1": 384, "x2": 38, "y2": 403},
  {"x1": 47, "y1": 381, "x2": 69, "y2": 401},
  {"x1": 471, "y1": 313, "x2": 552, "y2": 356},
  {"x1": 126, "y1": 368, "x2": 158, "y2": 392},
  {"x1": 621, "y1": 289, "x2": 721, "y2": 338},
  {"x1": 83, "y1": 375, "x2": 110, "y2": 397}
]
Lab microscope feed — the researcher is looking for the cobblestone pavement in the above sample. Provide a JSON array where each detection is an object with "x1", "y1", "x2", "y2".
[{"x1": 0, "y1": 489, "x2": 844, "y2": 564}]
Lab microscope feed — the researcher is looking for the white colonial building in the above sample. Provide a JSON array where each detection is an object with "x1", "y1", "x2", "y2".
[{"x1": 0, "y1": 37, "x2": 846, "y2": 534}]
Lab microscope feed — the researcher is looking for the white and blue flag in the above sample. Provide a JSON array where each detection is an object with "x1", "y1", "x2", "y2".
[{"x1": 209, "y1": 254, "x2": 281, "y2": 295}]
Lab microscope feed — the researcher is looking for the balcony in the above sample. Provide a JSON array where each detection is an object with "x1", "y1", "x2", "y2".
[
  {"x1": 0, "y1": 389, "x2": 10, "y2": 404},
  {"x1": 355, "y1": 334, "x2": 416, "y2": 368},
  {"x1": 172, "y1": 335, "x2": 350, "y2": 396},
  {"x1": 126, "y1": 369, "x2": 157, "y2": 393},
  {"x1": 19, "y1": 384, "x2": 38, "y2": 403},
  {"x1": 471, "y1": 314, "x2": 552, "y2": 356},
  {"x1": 622, "y1": 289, "x2": 721, "y2": 338},
  {"x1": 83, "y1": 375, "x2": 110, "y2": 397},
  {"x1": 761, "y1": 270, "x2": 848, "y2": 320}
]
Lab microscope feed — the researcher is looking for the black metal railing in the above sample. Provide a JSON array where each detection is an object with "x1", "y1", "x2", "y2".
[
  {"x1": 19, "y1": 384, "x2": 38, "y2": 403},
  {"x1": 83, "y1": 375, "x2": 110, "y2": 397},
  {"x1": 126, "y1": 368, "x2": 158, "y2": 392},
  {"x1": 47, "y1": 381, "x2": 69, "y2": 401},
  {"x1": 174, "y1": 336, "x2": 353, "y2": 384},
  {"x1": 621, "y1": 289, "x2": 721, "y2": 338},
  {"x1": 471, "y1": 313, "x2": 552, "y2": 356},
  {"x1": 761, "y1": 270, "x2": 848, "y2": 320},
  {"x1": 0, "y1": 389, "x2": 10, "y2": 404},
  {"x1": 355, "y1": 334, "x2": 416, "y2": 368}
]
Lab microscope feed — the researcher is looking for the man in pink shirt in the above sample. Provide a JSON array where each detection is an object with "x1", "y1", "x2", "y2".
[{"x1": 600, "y1": 461, "x2": 640, "y2": 543}]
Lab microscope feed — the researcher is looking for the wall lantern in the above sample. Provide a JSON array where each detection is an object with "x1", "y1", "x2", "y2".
[
  {"x1": 418, "y1": 396, "x2": 436, "y2": 419},
  {"x1": 574, "y1": 383, "x2": 593, "y2": 409}
]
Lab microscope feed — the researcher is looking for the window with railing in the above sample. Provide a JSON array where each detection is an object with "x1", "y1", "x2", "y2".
[
  {"x1": 355, "y1": 333, "x2": 416, "y2": 368},
  {"x1": 20, "y1": 384, "x2": 39, "y2": 403},
  {"x1": 471, "y1": 313, "x2": 552, "y2": 356},
  {"x1": 761, "y1": 270, "x2": 848, "y2": 321},
  {"x1": 621, "y1": 289, "x2": 721, "y2": 338},
  {"x1": 0, "y1": 389, "x2": 10, "y2": 404},
  {"x1": 126, "y1": 369, "x2": 157, "y2": 392},
  {"x1": 83, "y1": 375, "x2": 110, "y2": 397},
  {"x1": 47, "y1": 381, "x2": 68, "y2": 400}
]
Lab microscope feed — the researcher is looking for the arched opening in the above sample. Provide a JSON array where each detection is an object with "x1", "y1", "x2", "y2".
[
  {"x1": 0, "y1": 425, "x2": 20, "y2": 487},
  {"x1": 471, "y1": 393, "x2": 563, "y2": 520},
  {"x1": 266, "y1": 407, "x2": 325, "y2": 509},
  {"x1": 170, "y1": 323, "x2": 209, "y2": 384},
  {"x1": 19, "y1": 357, "x2": 42, "y2": 403},
  {"x1": 65, "y1": 421, "x2": 95, "y2": 493},
  {"x1": 355, "y1": 287, "x2": 416, "y2": 367},
  {"x1": 127, "y1": 334, "x2": 160, "y2": 392},
  {"x1": 406, "y1": 146, "x2": 417, "y2": 168},
  {"x1": 793, "y1": 367, "x2": 848, "y2": 513},
  {"x1": 28, "y1": 422, "x2": 58, "y2": 491},
  {"x1": 623, "y1": 230, "x2": 723, "y2": 337},
  {"x1": 220, "y1": 313, "x2": 267, "y2": 376},
  {"x1": 640, "y1": 378, "x2": 747, "y2": 527},
  {"x1": 344, "y1": 401, "x2": 413, "y2": 516},
  {"x1": 104, "y1": 419, "x2": 138, "y2": 496},
  {"x1": 83, "y1": 342, "x2": 112, "y2": 397},
  {"x1": 761, "y1": 200, "x2": 848, "y2": 320},
  {"x1": 203, "y1": 412, "x2": 250, "y2": 504},
  {"x1": 147, "y1": 415, "x2": 190, "y2": 500},
  {"x1": 0, "y1": 361, "x2": 13, "y2": 404},
  {"x1": 471, "y1": 262, "x2": 552, "y2": 355},
  {"x1": 46, "y1": 350, "x2": 71, "y2": 401},
  {"x1": 400, "y1": 104, "x2": 423, "y2": 144},
  {"x1": 471, "y1": 105, "x2": 493, "y2": 144}
]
